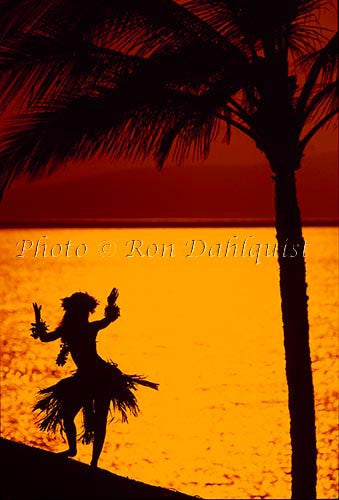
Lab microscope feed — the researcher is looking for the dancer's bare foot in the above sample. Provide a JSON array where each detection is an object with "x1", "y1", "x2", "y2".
[
  {"x1": 58, "y1": 448, "x2": 77, "y2": 458},
  {"x1": 90, "y1": 460, "x2": 98, "y2": 468}
]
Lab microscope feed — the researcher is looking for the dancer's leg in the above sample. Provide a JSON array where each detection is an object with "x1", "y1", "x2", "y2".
[
  {"x1": 60, "y1": 400, "x2": 82, "y2": 457},
  {"x1": 90, "y1": 397, "x2": 110, "y2": 467}
]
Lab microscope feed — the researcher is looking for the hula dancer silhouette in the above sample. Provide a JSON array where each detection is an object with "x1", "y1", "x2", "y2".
[{"x1": 31, "y1": 288, "x2": 158, "y2": 467}]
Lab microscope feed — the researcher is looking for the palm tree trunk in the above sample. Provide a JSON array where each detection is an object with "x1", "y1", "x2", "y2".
[{"x1": 274, "y1": 168, "x2": 317, "y2": 499}]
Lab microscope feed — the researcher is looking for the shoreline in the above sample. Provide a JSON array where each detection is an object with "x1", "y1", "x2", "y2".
[{"x1": 0, "y1": 438, "x2": 195, "y2": 499}]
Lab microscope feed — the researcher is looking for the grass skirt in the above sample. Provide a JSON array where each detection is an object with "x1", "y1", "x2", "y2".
[{"x1": 33, "y1": 360, "x2": 158, "y2": 444}]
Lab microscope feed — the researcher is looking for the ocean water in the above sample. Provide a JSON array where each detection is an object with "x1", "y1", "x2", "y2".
[{"x1": 0, "y1": 227, "x2": 338, "y2": 499}]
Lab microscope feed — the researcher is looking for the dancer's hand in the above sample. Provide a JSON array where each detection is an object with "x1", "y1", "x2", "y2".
[
  {"x1": 104, "y1": 304, "x2": 120, "y2": 321},
  {"x1": 31, "y1": 302, "x2": 47, "y2": 339},
  {"x1": 32, "y1": 302, "x2": 42, "y2": 323},
  {"x1": 107, "y1": 288, "x2": 119, "y2": 306}
]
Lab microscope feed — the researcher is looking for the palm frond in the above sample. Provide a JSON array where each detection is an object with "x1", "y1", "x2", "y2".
[
  {"x1": 0, "y1": 77, "x2": 232, "y2": 194},
  {"x1": 0, "y1": 20, "x2": 250, "y2": 109},
  {"x1": 1, "y1": 0, "x2": 232, "y2": 54},
  {"x1": 297, "y1": 32, "x2": 338, "y2": 120},
  {"x1": 300, "y1": 107, "x2": 338, "y2": 149},
  {"x1": 0, "y1": 0, "x2": 248, "y2": 112},
  {"x1": 185, "y1": 0, "x2": 329, "y2": 56},
  {"x1": 0, "y1": 8, "x2": 256, "y2": 195},
  {"x1": 0, "y1": 0, "x2": 337, "y2": 193},
  {"x1": 304, "y1": 81, "x2": 338, "y2": 123},
  {"x1": 0, "y1": 34, "x2": 143, "y2": 111},
  {"x1": 301, "y1": 31, "x2": 338, "y2": 85},
  {"x1": 0, "y1": 0, "x2": 54, "y2": 42}
]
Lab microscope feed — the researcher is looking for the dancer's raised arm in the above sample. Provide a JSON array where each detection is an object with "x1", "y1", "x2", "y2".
[
  {"x1": 31, "y1": 302, "x2": 61, "y2": 342},
  {"x1": 90, "y1": 304, "x2": 120, "y2": 331},
  {"x1": 90, "y1": 288, "x2": 120, "y2": 332}
]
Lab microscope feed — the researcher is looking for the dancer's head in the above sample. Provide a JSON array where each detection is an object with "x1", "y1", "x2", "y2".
[
  {"x1": 62, "y1": 292, "x2": 98, "y2": 313},
  {"x1": 61, "y1": 292, "x2": 98, "y2": 324}
]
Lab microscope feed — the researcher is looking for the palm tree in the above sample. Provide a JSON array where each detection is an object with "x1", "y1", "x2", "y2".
[{"x1": 0, "y1": 1, "x2": 337, "y2": 497}]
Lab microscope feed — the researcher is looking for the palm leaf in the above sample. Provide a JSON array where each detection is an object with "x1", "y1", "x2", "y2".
[
  {"x1": 0, "y1": 1, "x2": 247, "y2": 112},
  {"x1": 0, "y1": 73, "x2": 234, "y2": 194},
  {"x1": 297, "y1": 32, "x2": 338, "y2": 121},
  {"x1": 1, "y1": 0, "x2": 232, "y2": 54},
  {"x1": 0, "y1": 0, "x2": 53, "y2": 42},
  {"x1": 0, "y1": 0, "x2": 337, "y2": 194},
  {"x1": 185, "y1": 0, "x2": 329, "y2": 55},
  {"x1": 0, "y1": 35, "x2": 143, "y2": 111}
]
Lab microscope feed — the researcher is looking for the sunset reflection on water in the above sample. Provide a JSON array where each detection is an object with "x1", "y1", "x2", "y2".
[{"x1": 0, "y1": 227, "x2": 338, "y2": 499}]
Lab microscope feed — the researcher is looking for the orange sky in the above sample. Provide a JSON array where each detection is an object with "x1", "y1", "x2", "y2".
[{"x1": 0, "y1": 4, "x2": 337, "y2": 224}]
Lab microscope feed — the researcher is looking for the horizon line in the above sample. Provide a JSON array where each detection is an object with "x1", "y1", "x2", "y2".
[{"x1": 0, "y1": 218, "x2": 338, "y2": 229}]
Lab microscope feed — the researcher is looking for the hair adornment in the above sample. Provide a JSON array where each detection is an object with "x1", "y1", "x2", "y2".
[{"x1": 61, "y1": 292, "x2": 99, "y2": 313}]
